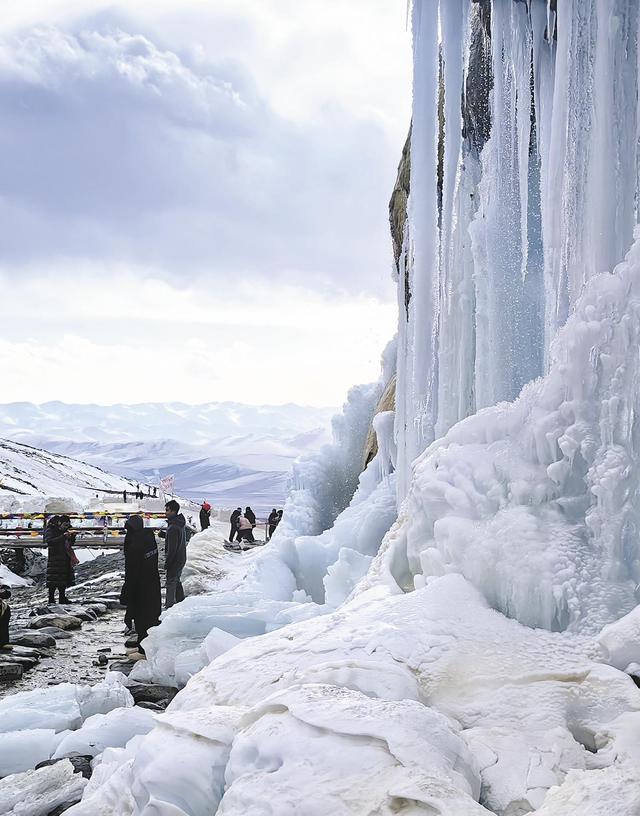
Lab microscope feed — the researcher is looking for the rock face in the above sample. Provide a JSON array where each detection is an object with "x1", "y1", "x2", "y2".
[{"x1": 362, "y1": 375, "x2": 397, "y2": 469}]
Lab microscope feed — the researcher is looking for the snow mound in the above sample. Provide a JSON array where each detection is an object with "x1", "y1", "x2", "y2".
[
  {"x1": 0, "y1": 564, "x2": 32, "y2": 587},
  {"x1": 0, "y1": 759, "x2": 87, "y2": 816}
]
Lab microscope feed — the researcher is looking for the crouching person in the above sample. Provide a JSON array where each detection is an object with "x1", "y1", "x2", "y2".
[
  {"x1": 0, "y1": 585, "x2": 10, "y2": 648},
  {"x1": 120, "y1": 515, "x2": 161, "y2": 655}
]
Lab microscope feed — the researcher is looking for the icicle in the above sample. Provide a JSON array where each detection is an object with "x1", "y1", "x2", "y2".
[{"x1": 397, "y1": 0, "x2": 440, "y2": 500}]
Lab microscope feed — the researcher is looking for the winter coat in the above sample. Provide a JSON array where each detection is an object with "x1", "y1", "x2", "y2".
[
  {"x1": 199, "y1": 507, "x2": 211, "y2": 530},
  {"x1": 245, "y1": 508, "x2": 256, "y2": 526},
  {"x1": 120, "y1": 515, "x2": 161, "y2": 626},
  {"x1": 268, "y1": 511, "x2": 279, "y2": 527},
  {"x1": 237, "y1": 515, "x2": 252, "y2": 531},
  {"x1": 45, "y1": 523, "x2": 75, "y2": 589},
  {"x1": 165, "y1": 513, "x2": 187, "y2": 576},
  {"x1": 230, "y1": 509, "x2": 241, "y2": 529}
]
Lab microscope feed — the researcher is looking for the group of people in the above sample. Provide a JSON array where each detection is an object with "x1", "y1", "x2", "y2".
[
  {"x1": 42, "y1": 502, "x2": 189, "y2": 656},
  {"x1": 122, "y1": 485, "x2": 156, "y2": 503},
  {"x1": 227, "y1": 506, "x2": 283, "y2": 543}
]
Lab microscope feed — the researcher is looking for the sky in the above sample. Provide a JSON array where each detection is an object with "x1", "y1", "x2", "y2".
[{"x1": 0, "y1": 1, "x2": 412, "y2": 406}]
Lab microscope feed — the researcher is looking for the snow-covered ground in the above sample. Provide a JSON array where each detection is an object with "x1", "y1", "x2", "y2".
[{"x1": 0, "y1": 438, "x2": 142, "y2": 506}]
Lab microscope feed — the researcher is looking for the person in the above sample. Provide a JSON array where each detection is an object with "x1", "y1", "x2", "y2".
[
  {"x1": 0, "y1": 585, "x2": 11, "y2": 648},
  {"x1": 161, "y1": 500, "x2": 187, "y2": 609},
  {"x1": 44, "y1": 515, "x2": 78, "y2": 604},
  {"x1": 119, "y1": 515, "x2": 161, "y2": 653},
  {"x1": 123, "y1": 489, "x2": 128, "y2": 503},
  {"x1": 153, "y1": 487, "x2": 157, "y2": 498},
  {"x1": 245, "y1": 506, "x2": 256, "y2": 528},
  {"x1": 199, "y1": 501, "x2": 211, "y2": 531},
  {"x1": 229, "y1": 507, "x2": 242, "y2": 542},
  {"x1": 267, "y1": 508, "x2": 279, "y2": 540},
  {"x1": 236, "y1": 513, "x2": 255, "y2": 544}
]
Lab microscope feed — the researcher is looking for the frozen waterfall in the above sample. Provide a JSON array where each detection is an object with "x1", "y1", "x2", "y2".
[{"x1": 397, "y1": 0, "x2": 640, "y2": 498}]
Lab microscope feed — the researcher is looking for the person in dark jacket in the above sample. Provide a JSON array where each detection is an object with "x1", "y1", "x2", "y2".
[
  {"x1": 162, "y1": 500, "x2": 187, "y2": 609},
  {"x1": 229, "y1": 507, "x2": 242, "y2": 542},
  {"x1": 45, "y1": 515, "x2": 77, "y2": 604},
  {"x1": 120, "y1": 515, "x2": 161, "y2": 651},
  {"x1": 245, "y1": 506, "x2": 256, "y2": 527},
  {"x1": 0, "y1": 585, "x2": 11, "y2": 648},
  {"x1": 199, "y1": 501, "x2": 211, "y2": 531},
  {"x1": 267, "y1": 509, "x2": 279, "y2": 540}
]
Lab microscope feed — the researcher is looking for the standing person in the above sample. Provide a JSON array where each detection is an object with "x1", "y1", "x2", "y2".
[
  {"x1": 267, "y1": 508, "x2": 279, "y2": 540},
  {"x1": 123, "y1": 489, "x2": 128, "y2": 504},
  {"x1": 229, "y1": 507, "x2": 242, "y2": 542},
  {"x1": 162, "y1": 500, "x2": 187, "y2": 609},
  {"x1": 199, "y1": 501, "x2": 211, "y2": 531},
  {"x1": 44, "y1": 515, "x2": 78, "y2": 604},
  {"x1": 0, "y1": 585, "x2": 11, "y2": 648},
  {"x1": 245, "y1": 506, "x2": 256, "y2": 528},
  {"x1": 236, "y1": 514, "x2": 255, "y2": 544},
  {"x1": 119, "y1": 515, "x2": 161, "y2": 653}
]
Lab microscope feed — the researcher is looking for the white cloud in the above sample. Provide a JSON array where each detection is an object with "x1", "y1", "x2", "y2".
[{"x1": 0, "y1": 2, "x2": 410, "y2": 405}]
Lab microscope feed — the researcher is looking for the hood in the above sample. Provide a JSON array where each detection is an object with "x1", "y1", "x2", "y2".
[
  {"x1": 167, "y1": 513, "x2": 186, "y2": 529},
  {"x1": 125, "y1": 515, "x2": 144, "y2": 532}
]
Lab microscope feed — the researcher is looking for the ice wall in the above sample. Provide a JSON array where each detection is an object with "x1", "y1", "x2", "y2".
[
  {"x1": 373, "y1": 230, "x2": 640, "y2": 634},
  {"x1": 397, "y1": 0, "x2": 640, "y2": 500}
]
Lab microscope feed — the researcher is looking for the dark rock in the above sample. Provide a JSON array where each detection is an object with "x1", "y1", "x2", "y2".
[
  {"x1": 97, "y1": 654, "x2": 109, "y2": 666},
  {"x1": 0, "y1": 652, "x2": 39, "y2": 669},
  {"x1": 135, "y1": 700, "x2": 168, "y2": 712},
  {"x1": 1, "y1": 644, "x2": 41, "y2": 658},
  {"x1": 108, "y1": 660, "x2": 134, "y2": 675},
  {"x1": 0, "y1": 662, "x2": 23, "y2": 681},
  {"x1": 90, "y1": 598, "x2": 121, "y2": 609},
  {"x1": 35, "y1": 626, "x2": 74, "y2": 640},
  {"x1": 128, "y1": 683, "x2": 177, "y2": 705},
  {"x1": 37, "y1": 753, "x2": 93, "y2": 780},
  {"x1": 29, "y1": 614, "x2": 83, "y2": 631},
  {"x1": 97, "y1": 647, "x2": 111, "y2": 653},
  {"x1": 125, "y1": 636, "x2": 139, "y2": 649},
  {"x1": 86, "y1": 603, "x2": 108, "y2": 615},
  {"x1": 11, "y1": 630, "x2": 57, "y2": 648}
]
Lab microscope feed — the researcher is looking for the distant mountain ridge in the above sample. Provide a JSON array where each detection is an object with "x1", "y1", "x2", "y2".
[{"x1": 0, "y1": 401, "x2": 337, "y2": 511}]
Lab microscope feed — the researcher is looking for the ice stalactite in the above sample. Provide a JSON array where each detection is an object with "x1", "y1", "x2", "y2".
[{"x1": 397, "y1": 0, "x2": 640, "y2": 501}]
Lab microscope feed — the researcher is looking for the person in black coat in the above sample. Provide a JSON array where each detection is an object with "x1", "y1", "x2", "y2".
[
  {"x1": 267, "y1": 509, "x2": 279, "y2": 540},
  {"x1": 120, "y1": 515, "x2": 161, "y2": 652},
  {"x1": 245, "y1": 506, "x2": 256, "y2": 527},
  {"x1": 45, "y1": 515, "x2": 77, "y2": 604},
  {"x1": 0, "y1": 585, "x2": 11, "y2": 648},
  {"x1": 161, "y1": 500, "x2": 187, "y2": 609},
  {"x1": 199, "y1": 502, "x2": 211, "y2": 531},
  {"x1": 229, "y1": 507, "x2": 242, "y2": 542}
]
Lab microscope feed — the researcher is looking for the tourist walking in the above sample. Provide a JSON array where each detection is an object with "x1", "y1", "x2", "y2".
[
  {"x1": 229, "y1": 507, "x2": 242, "y2": 542},
  {"x1": 162, "y1": 500, "x2": 187, "y2": 609},
  {"x1": 120, "y1": 515, "x2": 161, "y2": 653},
  {"x1": 44, "y1": 515, "x2": 78, "y2": 604},
  {"x1": 199, "y1": 501, "x2": 211, "y2": 530}
]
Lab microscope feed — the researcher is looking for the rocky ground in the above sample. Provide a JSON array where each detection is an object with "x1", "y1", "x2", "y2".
[
  {"x1": 0, "y1": 547, "x2": 169, "y2": 697},
  {"x1": 0, "y1": 548, "x2": 179, "y2": 814}
]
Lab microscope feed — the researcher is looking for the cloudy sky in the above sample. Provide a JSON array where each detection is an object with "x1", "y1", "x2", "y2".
[{"x1": 0, "y1": 1, "x2": 411, "y2": 406}]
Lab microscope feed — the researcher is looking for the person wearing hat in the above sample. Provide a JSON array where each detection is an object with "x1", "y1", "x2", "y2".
[
  {"x1": 199, "y1": 501, "x2": 211, "y2": 531},
  {"x1": 44, "y1": 515, "x2": 78, "y2": 604}
]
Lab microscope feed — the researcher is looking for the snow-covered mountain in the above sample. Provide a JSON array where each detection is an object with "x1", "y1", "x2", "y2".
[
  {"x1": 0, "y1": 401, "x2": 335, "y2": 511},
  {"x1": 0, "y1": 437, "x2": 140, "y2": 505}
]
